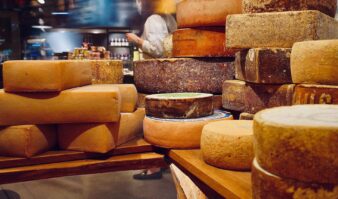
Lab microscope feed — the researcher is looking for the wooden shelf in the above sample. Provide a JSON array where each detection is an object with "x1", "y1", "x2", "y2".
[{"x1": 169, "y1": 150, "x2": 252, "y2": 199}]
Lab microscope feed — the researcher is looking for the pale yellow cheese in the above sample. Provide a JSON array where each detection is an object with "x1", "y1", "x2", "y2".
[
  {"x1": 0, "y1": 125, "x2": 56, "y2": 157},
  {"x1": 291, "y1": 40, "x2": 338, "y2": 85},
  {"x1": 3, "y1": 60, "x2": 92, "y2": 92},
  {"x1": 143, "y1": 111, "x2": 233, "y2": 149},
  {"x1": 254, "y1": 105, "x2": 338, "y2": 184},
  {"x1": 58, "y1": 108, "x2": 145, "y2": 153},
  {"x1": 0, "y1": 85, "x2": 121, "y2": 125},
  {"x1": 201, "y1": 120, "x2": 254, "y2": 170}
]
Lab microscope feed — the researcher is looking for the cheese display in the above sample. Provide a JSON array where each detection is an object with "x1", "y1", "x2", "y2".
[
  {"x1": 235, "y1": 48, "x2": 292, "y2": 84},
  {"x1": 143, "y1": 111, "x2": 233, "y2": 149},
  {"x1": 222, "y1": 80, "x2": 294, "y2": 113},
  {"x1": 243, "y1": 0, "x2": 337, "y2": 17},
  {"x1": 173, "y1": 28, "x2": 237, "y2": 57},
  {"x1": 58, "y1": 108, "x2": 145, "y2": 153},
  {"x1": 226, "y1": 11, "x2": 338, "y2": 48},
  {"x1": 201, "y1": 120, "x2": 254, "y2": 170},
  {"x1": 252, "y1": 159, "x2": 338, "y2": 199},
  {"x1": 145, "y1": 93, "x2": 213, "y2": 119},
  {"x1": 3, "y1": 60, "x2": 92, "y2": 92},
  {"x1": 134, "y1": 58, "x2": 234, "y2": 94},
  {"x1": 239, "y1": 113, "x2": 254, "y2": 120},
  {"x1": 90, "y1": 60, "x2": 123, "y2": 84},
  {"x1": 293, "y1": 84, "x2": 338, "y2": 105},
  {"x1": 254, "y1": 105, "x2": 338, "y2": 184},
  {"x1": 291, "y1": 40, "x2": 338, "y2": 85},
  {"x1": 0, "y1": 125, "x2": 56, "y2": 158},
  {"x1": 176, "y1": 0, "x2": 242, "y2": 28},
  {"x1": 0, "y1": 85, "x2": 120, "y2": 125}
]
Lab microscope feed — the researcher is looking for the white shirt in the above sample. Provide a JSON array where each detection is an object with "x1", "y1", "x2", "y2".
[{"x1": 141, "y1": 14, "x2": 177, "y2": 58}]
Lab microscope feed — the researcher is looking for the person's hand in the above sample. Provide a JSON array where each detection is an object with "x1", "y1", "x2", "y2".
[{"x1": 126, "y1": 33, "x2": 143, "y2": 47}]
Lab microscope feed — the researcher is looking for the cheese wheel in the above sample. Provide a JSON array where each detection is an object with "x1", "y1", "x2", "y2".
[
  {"x1": 173, "y1": 28, "x2": 237, "y2": 57},
  {"x1": 243, "y1": 0, "x2": 337, "y2": 17},
  {"x1": 293, "y1": 84, "x2": 338, "y2": 105},
  {"x1": 3, "y1": 60, "x2": 92, "y2": 92},
  {"x1": 239, "y1": 113, "x2": 254, "y2": 120},
  {"x1": 235, "y1": 48, "x2": 292, "y2": 84},
  {"x1": 222, "y1": 80, "x2": 294, "y2": 114},
  {"x1": 144, "y1": 111, "x2": 233, "y2": 149},
  {"x1": 0, "y1": 125, "x2": 56, "y2": 158},
  {"x1": 134, "y1": 58, "x2": 234, "y2": 94},
  {"x1": 90, "y1": 60, "x2": 123, "y2": 84},
  {"x1": 291, "y1": 40, "x2": 338, "y2": 85},
  {"x1": 145, "y1": 93, "x2": 213, "y2": 119},
  {"x1": 58, "y1": 108, "x2": 145, "y2": 153},
  {"x1": 201, "y1": 120, "x2": 254, "y2": 170},
  {"x1": 254, "y1": 105, "x2": 338, "y2": 184},
  {"x1": 176, "y1": 0, "x2": 242, "y2": 28},
  {"x1": 0, "y1": 85, "x2": 121, "y2": 125},
  {"x1": 252, "y1": 159, "x2": 338, "y2": 199},
  {"x1": 226, "y1": 10, "x2": 338, "y2": 48}
]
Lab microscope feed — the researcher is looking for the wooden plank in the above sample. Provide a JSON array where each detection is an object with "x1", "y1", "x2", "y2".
[
  {"x1": 0, "y1": 152, "x2": 166, "y2": 185},
  {"x1": 169, "y1": 150, "x2": 252, "y2": 199},
  {"x1": 0, "y1": 138, "x2": 154, "y2": 169}
]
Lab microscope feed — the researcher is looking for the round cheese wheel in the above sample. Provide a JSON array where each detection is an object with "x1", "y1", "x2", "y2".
[
  {"x1": 176, "y1": 0, "x2": 242, "y2": 28},
  {"x1": 291, "y1": 40, "x2": 338, "y2": 85},
  {"x1": 254, "y1": 105, "x2": 338, "y2": 184},
  {"x1": 144, "y1": 111, "x2": 233, "y2": 149},
  {"x1": 145, "y1": 93, "x2": 213, "y2": 119},
  {"x1": 252, "y1": 159, "x2": 338, "y2": 199},
  {"x1": 201, "y1": 120, "x2": 254, "y2": 170},
  {"x1": 293, "y1": 84, "x2": 338, "y2": 105}
]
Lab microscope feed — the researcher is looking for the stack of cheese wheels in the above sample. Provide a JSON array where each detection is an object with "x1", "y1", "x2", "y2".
[
  {"x1": 1, "y1": 60, "x2": 144, "y2": 156},
  {"x1": 223, "y1": 0, "x2": 338, "y2": 116},
  {"x1": 143, "y1": 93, "x2": 233, "y2": 148},
  {"x1": 201, "y1": 120, "x2": 254, "y2": 170},
  {"x1": 252, "y1": 105, "x2": 338, "y2": 199}
]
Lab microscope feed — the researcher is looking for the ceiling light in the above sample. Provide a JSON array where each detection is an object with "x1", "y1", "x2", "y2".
[{"x1": 37, "y1": 0, "x2": 45, "y2": 4}]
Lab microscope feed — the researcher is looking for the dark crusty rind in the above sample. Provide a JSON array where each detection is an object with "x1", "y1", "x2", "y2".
[{"x1": 293, "y1": 84, "x2": 338, "y2": 105}]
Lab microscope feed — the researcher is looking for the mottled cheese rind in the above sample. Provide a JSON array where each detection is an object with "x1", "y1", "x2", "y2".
[
  {"x1": 177, "y1": 0, "x2": 242, "y2": 28},
  {"x1": 291, "y1": 40, "x2": 338, "y2": 85},
  {"x1": 143, "y1": 111, "x2": 233, "y2": 149},
  {"x1": 226, "y1": 10, "x2": 338, "y2": 48},
  {"x1": 235, "y1": 48, "x2": 292, "y2": 84},
  {"x1": 239, "y1": 112, "x2": 255, "y2": 120},
  {"x1": 173, "y1": 28, "x2": 237, "y2": 57},
  {"x1": 0, "y1": 85, "x2": 121, "y2": 125},
  {"x1": 58, "y1": 108, "x2": 145, "y2": 153},
  {"x1": 201, "y1": 120, "x2": 254, "y2": 170},
  {"x1": 222, "y1": 80, "x2": 294, "y2": 114},
  {"x1": 254, "y1": 105, "x2": 338, "y2": 184},
  {"x1": 0, "y1": 125, "x2": 56, "y2": 157},
  {"x1": 243, "y1": 0, "x2": 337, "y2": 17},
  {"x1": 134, "y1": 58, "x2": 234, "y2": 94},
  {"x1": 90, "y1": 60, "x2": 123, "y2": 84},
  {"x1": 293, "y1": 84, "x2": 338, "y2": 105},
  {"x1": 3, "y1": 60, "x2": 92, "y2": 92},
  {"x1": 252, "y1": 159, "x2": 338, "y2": 199}
]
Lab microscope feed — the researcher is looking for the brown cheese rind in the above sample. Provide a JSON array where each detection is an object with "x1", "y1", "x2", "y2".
[
  {"x1": 134, "y1": 58, "x2": 234, "y2": 94},
  {"x1": 235, "y1": 48, "x2": 292, "y2": 84},
  {"x1": 293, "y1": 84, "x2": 338, "y2": 105},
  {"x1": 243, "y1": 0, "x2": 337, "y2": 17},
  {"x1": 90, "y1": 60, "x2": 123, "y2": 84},
  {"x1": 254, "y1": 105, "x2": 338, "y2": 184},
  {"x1": 222, "y1": 80, "x2": 294, "y2": 114},
  {"x1": 226, "y1": 10, "x2": 338, "y2": 48}
]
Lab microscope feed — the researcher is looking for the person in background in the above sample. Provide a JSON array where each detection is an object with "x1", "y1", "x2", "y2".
[{"x1": 127, "y1": 0, "x2": 177, "y2": 180}]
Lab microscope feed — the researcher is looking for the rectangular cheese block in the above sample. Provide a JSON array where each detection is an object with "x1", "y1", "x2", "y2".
[
  {"x1": 0, "y1": 125, "x2": 56, "y2": 157},
  {"x1": 91, "y1": 60, "x2": 123, "y2": 84},
  {"x1": 235, "y1": 48, "x2": 292, "y2": 84},
  {"x1": 243, "y1": 0, "x2": 337, "y2": 17},
  {"x1": 222, "y1": 80, "x2": 294, "y2": 114},
  {"x1": 0, "y1": 85, "x2": 121, "y2": 125},
  {"x1": 226, "y1": 10, "x2": 338, "y2": 48},
  {"x1": 293, "y1": 84, "x2": 338, "y2": 105},
  {"x1": 3, "y1": 60, "x2": 92, "y2": 92},
  {"x1": 58, "y1": 108, "x2": 145, "y2": 153}
]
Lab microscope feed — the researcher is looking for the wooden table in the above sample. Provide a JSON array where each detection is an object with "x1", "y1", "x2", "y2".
[{"x1": 169, "y1": 149, "x2": 252, "y2": 199}]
